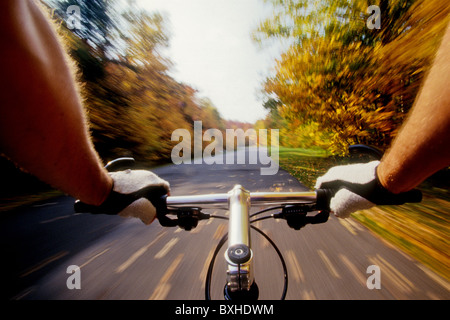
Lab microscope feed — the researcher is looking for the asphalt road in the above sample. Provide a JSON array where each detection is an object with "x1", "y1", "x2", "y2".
[{"x1": 1, "y1": 148, "x2": 449, "y2": 300}]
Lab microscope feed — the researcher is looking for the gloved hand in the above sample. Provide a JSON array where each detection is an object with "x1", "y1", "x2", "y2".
[
  {"x1": 75, "y1": 169, "x2": 170, "y2": 225},
  {"x1": 315, "y1": 161, "x2": 421, "y2": 218}
]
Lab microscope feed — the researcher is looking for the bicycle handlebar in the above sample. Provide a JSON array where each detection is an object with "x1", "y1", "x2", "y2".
[
  {"x1": 156, "y1": 185, "x2": 422, "y2": 232},
  {"x1": 166, "y1": 190, "x2": 318, "y2": 209},
  {"x1": 163, "y1": 187, "x2": 422, "y2": 213}
]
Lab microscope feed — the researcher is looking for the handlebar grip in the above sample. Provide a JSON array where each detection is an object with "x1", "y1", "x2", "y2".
[
  {"x1": 315, "y1": 189, "x2": 333, "y2": 211},
  {"x1": 315, "y1": 187, "x2": 423, "y2": 211},
  {"x1": 394, "y1": 188, "x2": 422, "y2": 204}
]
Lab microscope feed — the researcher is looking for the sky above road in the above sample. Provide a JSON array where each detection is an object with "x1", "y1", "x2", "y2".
[{"x1": 138, "y1": 0, "x2": 287, "y2": 123}]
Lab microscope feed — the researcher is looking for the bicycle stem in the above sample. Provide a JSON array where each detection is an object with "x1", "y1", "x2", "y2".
[
  {"x1": 228, "y1": 185, "x2": 251, "y2": 249},
  {"x1": 225, "y1": 185, "x2": 254, "y2": 293}
]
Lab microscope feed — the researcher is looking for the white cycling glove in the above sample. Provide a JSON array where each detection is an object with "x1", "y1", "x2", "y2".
[
  {"x1": 315, "y1": 161, "x2": 421, "y2": 218},
  {"x1": 75, "y1": 169, "x2": 170, "y2": 225},
  {"x1": 315, "y1": 161, "x2": 379, "y2": 218}
]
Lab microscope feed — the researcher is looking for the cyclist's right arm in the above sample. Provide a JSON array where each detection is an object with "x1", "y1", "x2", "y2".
[
  {"x1": 377, "y1": 22, "x2": 450, "y2": 194},
  {"x1": 316, "y1": 23, "x2": 450, "y2": 218}
]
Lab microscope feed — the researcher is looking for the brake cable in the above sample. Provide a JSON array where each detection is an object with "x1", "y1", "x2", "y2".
[{"x1": 204, "y1": 207, "x2": 289, "y2": 300}]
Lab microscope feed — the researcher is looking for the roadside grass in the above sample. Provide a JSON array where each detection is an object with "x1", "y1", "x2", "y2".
[
  {"x1": 278, "y1": 147, "x2": 332, "y2": 190},
  {"x1": 279, "y1": 146, "x2": 450, "y2": 282}
]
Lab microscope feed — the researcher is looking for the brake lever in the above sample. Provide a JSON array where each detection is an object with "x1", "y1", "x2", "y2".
[
  {"x1": 156, "y1": 195, "x2": 210, "y2": 230},
  {"x1": 273, "y1": 205, "x2": 329, "y2": 230},
  {"x1": 306, "y1": 210, "x2": 329, "y2": 224},
  {"x1": 176, "y1": 209, "x2": 210, "y2": 231}
]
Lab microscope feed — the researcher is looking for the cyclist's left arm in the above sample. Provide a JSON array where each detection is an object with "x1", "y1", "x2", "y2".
[
  {"x1": 0, "y1": 1, "x2": 170, "y2": 225},
  {"x1": 0, "y1": 0, "x2": 113, "y2": 206}
]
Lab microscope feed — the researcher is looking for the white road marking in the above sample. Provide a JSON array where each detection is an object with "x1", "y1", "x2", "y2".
[
  {"x1": 148, "y1": 254, "x2": 184, "y2": 300},
  {"x1": 80, "y1": 248, "x2": 110, "y2": 268},
  {"x1": 318, "y1": 249, "x2": 341, "y2": 279},
  {"x1": 339, "y1": 254, "x2": 366, "y2": 287},
  {"x1": 199, "y1": 247, "x2": 216, "y2": 285},
  {"x1": 20, "y1": 251, "x2": 68, "y2": 277},
  {"x1": 115, "y1": 232, "x2": 165, "y2": 273},
  {"x1": 338, "y1": 219, "x2": 357, "y2": 235},
  {"x1": 285, "y1": 250, "x2": 305, "y2": 283},
  {"x1": 368, "y1": 254, "x2": 414, "y2": 295},
  {"x1": 154, "y1": 238, "x2": 179, "y2": 259},
  {"x1": 417, "y1": 264, "x2": 450, "y2": 292}
]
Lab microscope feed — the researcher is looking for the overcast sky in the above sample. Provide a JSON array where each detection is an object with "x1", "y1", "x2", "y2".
[{"x1": 138, "y1": 0, "x2": 286, "y2": 123}]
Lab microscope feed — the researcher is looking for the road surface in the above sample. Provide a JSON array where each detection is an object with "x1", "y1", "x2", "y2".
[{"x1": 1, "y1": 148, "x2": 449, "y2": 300}]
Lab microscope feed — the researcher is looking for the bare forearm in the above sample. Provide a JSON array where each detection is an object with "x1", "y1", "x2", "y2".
[
  {"x1": 0, "y1": 1, "x2": 112, "y2": 205},
  {"x1": 378, "y1": 23, "x2": 450, "y2": 193}
]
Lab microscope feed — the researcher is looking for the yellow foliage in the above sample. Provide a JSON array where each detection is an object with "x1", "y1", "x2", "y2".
[{"x1": 258, "y1": 0, "x2": 449, "y2": 155}]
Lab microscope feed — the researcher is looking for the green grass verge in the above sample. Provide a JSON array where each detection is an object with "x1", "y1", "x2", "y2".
[{"x1": 278, "y1": 146, "x2": 336, "y2": 190}]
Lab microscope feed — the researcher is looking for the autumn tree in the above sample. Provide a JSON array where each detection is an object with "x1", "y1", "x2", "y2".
[
  {"x1": 46, "y1": 1, "x2": 225, "y2": 162},
  {"x1": 255, "y1": 0, "x2": 449, "y2": 154}
]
